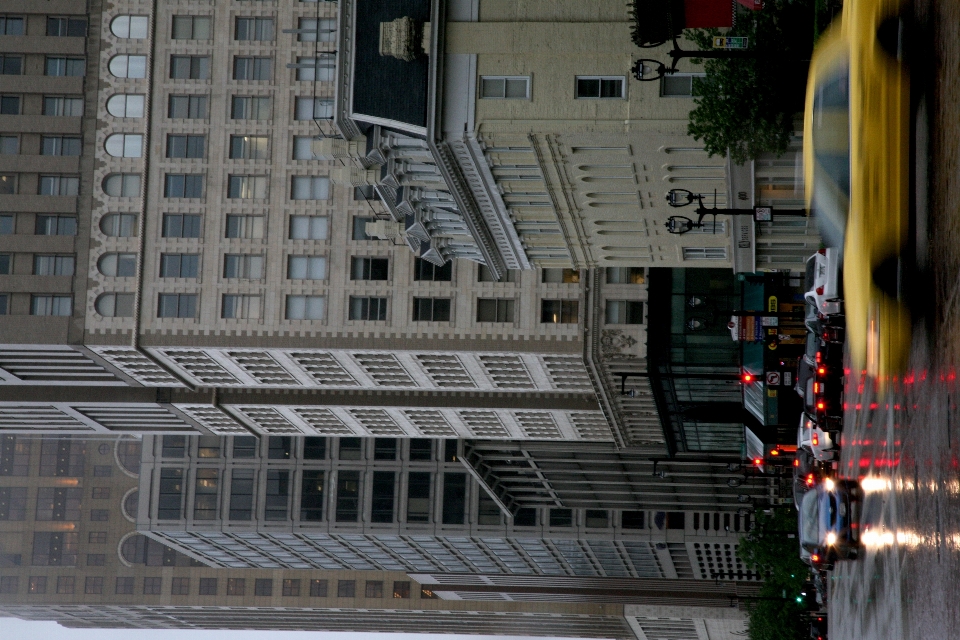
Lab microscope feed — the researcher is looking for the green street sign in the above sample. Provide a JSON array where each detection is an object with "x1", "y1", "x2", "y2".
[{"x1": 712, "y1": 36, "x2": 749, "y2": 49}]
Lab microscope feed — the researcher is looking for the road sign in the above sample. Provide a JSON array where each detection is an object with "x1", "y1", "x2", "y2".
[
  {"x1": 754, "y1": 206, "x2": 773, "y2": 222},
  {"x1": 766, "y1": 371, "x2": 781, "y2": 386},
  {"x1": 713, "y1": 36, "x2": 749, "y2": 49}
]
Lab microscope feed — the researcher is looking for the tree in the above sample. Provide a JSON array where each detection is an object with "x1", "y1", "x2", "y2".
[{"x1": 685, "y1": 0, "x2": 817, "y2": 164}]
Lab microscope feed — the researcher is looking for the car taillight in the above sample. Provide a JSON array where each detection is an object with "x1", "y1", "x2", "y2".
[
  {"x1": 818, "y1": 366, "x2": 826, "y2": 375},
  {"x1": 816, "y1": 351, "x2": 821, "y2": 363},
  {"x1": 811, "y1": 553, "x2": 820, "y2": 562},
  {"x1": 793, "y1": 459, "x2": 799, "y2": 467},
  {"x1": 816, "y1": 286, "x2": 824, "y2": 295},
  {"x1": 812, "y1": 433, "x2": 819, "y2": 446},
  {"x1": 806, "y1": 473, "x2": 814, "y2": 486},
  {"x1": 814, "y1": 382, "x2": 820, "y2": 393},
  {"x1": 817, "y1": 401, "x2": 825, "y2": 410},
  {"x1": 818, "y1": 248, "x2": 826, "y2": 255}
]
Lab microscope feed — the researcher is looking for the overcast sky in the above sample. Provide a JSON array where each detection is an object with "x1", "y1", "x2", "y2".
[{"x1": 2, "y1": 619, "x2": 585, "y2": 640}]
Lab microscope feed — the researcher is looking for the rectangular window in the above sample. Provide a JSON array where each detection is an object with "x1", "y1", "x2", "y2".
[
  {"x1": 287, "y1": 255, "x2": 327, "y2": 280},
  {"x1": 0, "y1": 16, "x2": 24, "y2": 35},
  {"x1": 296, "y1": 56, "x2": 335, "y2": 82},
  {"x1": 223, "y1": 254, "x2": 264, "y2": 279},
  {"x1": 162, "y1": 214, "x2": 202, "y2": 238},
  {"x1": 47, "y1": 17, "x2": 86, "y2": 37},
  {"x1": 406, "y1": 471, "x2": 431, "y2": 523},
  {"x1": 168, "y1": 95, "x2": 208, "y2": 119},
  {"x1": 365, "y1": 581, "x2": 384, "y2": 598},
  {"x1": 233, "y1": 436, "x2": 258, "y2": 459},
  {"x1": 222, "y1": 294, "x2": 261, "y2": 320},
  {"x1": 31, "y1": 532, "x2": 78, "y2": 566},
  {"x1": 351, "y1": 217, "x2": 375, "y2": 240},
  {"x1": 476, "y1": 298, "x2": 515, "y2": 323},
  {"x1": 441, "y1": 472, "x2": 466, "y2": 525},
  {"x1": 143, "y1": 577, "x2": 162, "y2": 595},
  {"x1": 159, "y1": 253, "x2": 199, "y2": 278},
  {"x1": 231, "y1": 96, "x2": 272, "y2": 120},
  {"x1": 0, "y1": 55, "x2": 23, "y2": 75},
  {"x1": 303, "y1": 437, "x2": 326, "y2": 460},
  {"x1": 170, "y1": 55, "x2": 211, "y2": 80},
  {"x1": 229, "y1": 469, "x2": 255, "y2": 520},
  {"x1": 45, "y1": 57, "x2": 85, "y2": 77},
  {"x1": 265, "y1": 470, "x2": 290, "y2": 520},
  {"x1": 33, "y1": 254, "x2": 75, "y2": 276},
  {"x1": 229, "y1": 135, "x2": 269, "y2": 160},
  {"x1": 35, "y1": 215, "x2": 77, "y2": 236},
  {"x1": 294, "y1": 97, "x2": 333, "y2": 121},
  {"x1": 0, "y1": 487, "x2": 27, "y2": 520},
  {"x1": 268, "y1": 436, "x2": 291, "y2": 459},
  {"x1": 225, "y1": 215, "x2": 265, "y2": 239},
  {"x1": 541, "y1": 268, "x2": 580, "y2": 283},
  {"x1": 0, "y1": 255, "x2": 11, "y2": 274},
  {"x1": 89, "y1": 509, "x2": 109, "y2": 522},
  {"x1": 297, "y1": 17, "x2": 336, "y2": 42},
  {"x1": 292, "y1": 136, "x2": 319, "y2": 160},
  {"x1": 585, "y1": 509, "x2": 609, "y2": 528},
  {"x1": 115, "y1": 577, "x2": 134, "y2": 594},
  {"x1": 171, "y1": 16, "x2": 211, "y2": 39},
  {"x1": 0, "y1": 215, "x2": 12, "y2": 235},
  {"x1": 409, "y1": 438, "x2": 432, "y2": 461},
  {"x1": 605, "y1": 300, "x2": 644, "y2": 324},
  {"x1": 0, "y1": 136, "x2": 16, "y2": 155},
  {"x1": 339, "y1": 437, "x2": 362, "y2": 460},
  {"x1": 30, "y1": 295, "x2": 72, "y2": 316},
  {"x1": 661, "y1": 73, "x2": 705, "y2": 97},
  {"x1": 1, "y1": 95, "x2": 22, "y2": 115},
  {"x1": 289, "y1": 216, "x2": 329, "y2": 240},
  {"x1": 255, "y1": 578, "x2": 273, "y2": 596},
  {"x1": 393, "y1": 581, "x2": 410, "y2": 599},
  {"x1": 682, "y1": 246, "x2": 728, "y2": 260},
  {"x1": 300, "y1": 470, "x2": 324, "y2": 521},
  {"x1": 57, "y1": 576, "x2": 75, "y2": 594},
  {"x1": 370, "y1": 471, "x2": 395, "y2": 523},
  {"x1": 0, "y1": 174, "x2": 13, "y2": 195},
  {"x1": 480, "y1": 76, "x2": 529, "y2": 99},
  {"x1": 41, "y1": 136, "x2": 81, "y2": 156},
  {"x1": 164, "y1": 174, "x2": 204, "y2": 198},
  {"x1": 38, "y1": 439, "x2": 83, "y2": 476},
  {"x1": 373, "y1": 438, "x2": 396, "y2": 460},
  {"x1": 412, "y1": 297, "x2": 451, "y2": 322},
  {"x1": 350, "y1": 257, "x2": 388, "y2": 281},
  {"x1": 310, "y1": 579, "x2": 328, "y2": 597},
  {"x1": 39, "y1": 175, "x2": 80, "y2": 196},
  {"x1": 162, "y1": 435, "x2": 186, "y2": 458},
  {"x1": 540, "y1": 299, "x2": 579, "y2": 324},
  {"x1": 166, "y1": 135, "x2": 205, "y2": 159},
  {"x1": 26, "y1": 576, "x2": 46, "y2": 594},
  {"x1": 549, "y1": 507, "x2": 573, "y2": 527},
  {"x1": 336, "y1": 470, "x2": 360, "y2": 522},
  {"x1": 199, "y1": 578, "x2": 217, "y2": 595},
  {"x1": 285, "y1": 295, "x2": 326, "y2": 320},
  {"x1": 233, "y1": 56, "x2": 273, "y2": 81},
  {"x1": 226, "y1": 578, "x2": 245, "y2": 596},
  {"x1": 622, "y1": 510, "x2": 645, "y2": 529},
  {"x1": 413, "y1": 258, "x2": 452, "y2": 281},
  {"x1": 291, "y1": 176, "x2": 330, "y2": 200},
  {"x1": 337, "y1": 580, "x2": 355, "y2": 598},
  {"x1": 477, "y1": 491, "x2": 501, "y2": 525},
  {"x1": 157, "y1": 468, "x2": 184, "y2": 519},
  {"x1": 88, "y1": 532, "x2": 107, "y2": 544},
  {"x1": 348, "y1": 296, "x2": 387, "y2": 321},
  {"x1": 171, "y1": 577, "x2": 190, "y2": 595},
  {"x1": 193, "y1": 468, "x2": 219, "y2": 519},
  {"x1": 235, "y1": 17, "x2": 274, "y2": 41},
  {"x1": 196, "y1": 437, "x2": 218, "y2": 459},
  {"x1": 92, "y1": 487, "x2": 111, "y2": 499},
  {"x1": 575, "y1": 76, "x2": 625, "y2": 99},
  {"x1": 228, "y1": 175, "x2": 268, "y2": 199},
  {"x1": 605, "y1": 267, "x2": 645, "y2": 284}
]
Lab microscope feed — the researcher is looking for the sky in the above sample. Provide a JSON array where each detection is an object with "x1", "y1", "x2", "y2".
[{"x1": 1, "y1": 619, "x2": 577, "y2": 640}]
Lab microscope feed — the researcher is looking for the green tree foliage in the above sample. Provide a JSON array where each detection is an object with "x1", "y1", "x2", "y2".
[{"x1": 685, "y1": 0, "x2": 817, "y2": 164}]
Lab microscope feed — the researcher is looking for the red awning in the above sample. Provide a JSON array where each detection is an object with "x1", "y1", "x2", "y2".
[
  {"x1": 684, "y1": 0, "x2": 733, "y2": 27},
  {"x1": 736, "y1": 0, "x2": 764, "y2": 10}
]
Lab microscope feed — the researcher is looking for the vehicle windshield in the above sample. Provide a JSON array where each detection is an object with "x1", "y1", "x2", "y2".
[
  {"x1": 811, "y1": 60, "x2": 850, "y2": 249},
  {"x1": 800, "y1": 490, "x2": 820, "y2": 545},
  {"x1": 806, "y1": 331, "x2": 819, "y2": 358}
]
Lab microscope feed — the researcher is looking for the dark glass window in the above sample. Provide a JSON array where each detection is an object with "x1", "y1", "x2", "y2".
[
  {"x1": 412, "y1": 297, "x2": 451, "y2": 322},
  {"x1": 38, "y1": 439, "x2": 84, "y2": 476},
  {"x1": 409, "y1": 439, "x2": 432, "y2": 461},
  {"x1": 0, "y1": 487, "x2": 27, "y2": 520},
  {"x1": 370, "y1": 471, "x2": 395, "y2": 523},
  {"x1": 161, "y1": 435, "x2": 186, "y2": 458},
  {"x1": 393, "y1": 581, "x2": 410, "y2": 598},
  {"x1": 549, "y1": 508, "x2": 573, "y2": 527},
  {"x1": 198, "y1": 578, "x2": 217, "y2": 595},
  {"x1": 337, "y1": 580, "x2": 355, "y2": 597},
  {"x1": 267, "y1": 436, "x2": 291, "y2": 459},
  {"x1": 300, "y1": 470, "x2": 324, "y2": 521},
  {"x1": 193, "y1": 469, "x2": 218, "y2": 519},
  {"x1": 373, "y1": 438, "x2": 396, "y2": 460},
  {"x1": 336, "y1": 470, "x2": 360, "y2": 522},
  {"x1": 365, "y1": 581, "x2": 384, "y2": 598},
  {"x1": 309, "y1": 579, "x2": 327, "y2": 597},
  {"x1": 303, "y1": 437, "x2": 326, "y2": 460},
  {"x1": 0, "y1": 436, "x2": 29, "y2": 476},
  {"x1": 406, "y1": 472, "x2": 431, "y2": 523},
  {"x1": 477, "y1": 491, "x2": 501, "y2": 526},
  {"x1": 157, "y1": 468, "x2": 184, "y2": 520},
  {"x1": 441, "y1": 472, "x2": 466, "y2": 525},
  {"x1": 229, "y1": 469, "x2": 254, "y2": 520},
  {"x1": 622, "y1": 510, "x2": 645, "y2": 529},
  {"x1": 339, "y1": 437, "x2": 362, "y2": 460},
  {"x1": 232, "y1": 436, "x2": 258, "y2": 458},
  {"x1": 585, "y1": 509, "x2": 609, "y2": 528},
  {"x1": 413, "y1": 258, "x2": 452, "y2": 281},
  {"x1": 265, "y1": 470, "x2": 290, "y2": 520},
  {"x1": 443, "y1": 439, "x2": 458, "y2": 461},
  {"x1": 282, "y1": 579, "x2": 300, "y2": 596},
  {"x1": 514, "y1": 507, "x2": 537, "y2": 527},
  {"x1": 31, "y1": 532, "x2": 78, "y2": 566},
  {"x1": 254, "y1": 578, "x2": 273, "y2": 596}
]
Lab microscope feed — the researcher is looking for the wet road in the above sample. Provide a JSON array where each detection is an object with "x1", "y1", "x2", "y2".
[{"x1": 828, "y1": 0, "x2": 960, "y2": 637}]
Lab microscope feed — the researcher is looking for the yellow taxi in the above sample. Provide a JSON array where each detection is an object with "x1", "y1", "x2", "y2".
[{"x1": 803, "y1": 0, "x2": 912, "y2": 384}]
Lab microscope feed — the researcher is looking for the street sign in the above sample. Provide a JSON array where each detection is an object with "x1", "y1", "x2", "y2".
[
  {"x1": 766, "y1": 371, "x2": 781, "y2": 386},
  {"x1": 754, "y1": 206, "x2": 773, "y2": 222},
  {"x1": 713, "y1": 36, "x2": 749, "y2": 49}
]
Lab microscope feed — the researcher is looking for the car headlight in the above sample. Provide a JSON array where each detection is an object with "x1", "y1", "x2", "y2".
[
  {"x1": 826, "y1": 532, "x2": 837, "y2": 545},
  {"x1": 824, "y1": 478, "x2": 835, "y2": 491}
]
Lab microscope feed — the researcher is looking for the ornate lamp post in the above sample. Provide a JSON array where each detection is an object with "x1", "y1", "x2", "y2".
[{"x1": 663, "y1": 188, "x2": 807, "y2": 235}]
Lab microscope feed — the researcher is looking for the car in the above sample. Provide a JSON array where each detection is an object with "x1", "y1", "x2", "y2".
[
  {"x1": 798, "y1": 477, "x2": 863, "y2": 566},
  {"x1": 809, "y1": 615, "x2": 829, "y2": 640},
  {"x1": 793, "y1": 447, "x2": 828, "y2": 509},
  {"x1": 805, "y1": 249, "x2": 843, "y2": 319},
  {"x1": 803, "y1": 0, "x2": 913, "y2": 383},
  {"x1": 798, "y1": 412, "x2": 839, "y2": 462}
]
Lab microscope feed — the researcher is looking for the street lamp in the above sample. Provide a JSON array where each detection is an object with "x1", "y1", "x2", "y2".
[
  {"x1": 630, "y1": 36, "x2": 769, "y2": 83},
  {"x1": 663, "y1": 187, "x2": 807, "y2": 235}
]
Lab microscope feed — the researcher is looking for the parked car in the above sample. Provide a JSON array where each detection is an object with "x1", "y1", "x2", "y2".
[
  {"x1": 805, "y1": 249, "x2": 843, "y2": 319},
  {"x1": 798, "y1": 412, "x2": 839, "y2": 462},
  {"x1": 793, "y1": 448, "x2": 828, "y2": 509},
  {"x1": 799, "y1": 477, "x2": 863, "y2": 566}
]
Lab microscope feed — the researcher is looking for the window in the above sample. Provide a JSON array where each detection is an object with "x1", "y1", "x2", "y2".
[
  {"x1": 0, "y1": 174, "x2": 15, "y2": 194},
  {"x1": 0, "y1": 16, "x2": 24, "y2": 35},
  {"x1": 291, "y1": 176, "x2": 330, "y2": 200},
  {"x1": 541, "y1": 299, "x2": 579, "y2": 323},
  {"x1": 97, "y1": 252, "x2": 137, "y2": 277},
  {"x1": 164, "y1": 174, "x2": 204, "y2": 198},
  {"x1": 111, "y1": 16, "x2": 148, "y2": 38},
  {"x1": 296, "y1": 56, "x2": 335, "y2": 82},
  {"x1": 0, "y1": 254, "x2": 10, "y2": 274},
  {"x1": 31, "y1": 532, "x2": 79, "y2": 565},
  {"x1": 228, "y1": 175, "x2": 268, "y2": 199},
  {"x1": 162, "y1": 436, "x2": 186, "y2": 458},
  {"x1": 289, "y1": 216, "x2": 328, "y2": 239},
  {"x1": 199, "y1": 578, "x2": 217, "y2": 595},
  {"x1": 222, "y1": 254, "x2": 264, "y2": 280},
  {"x1": 39, "y1": 175, "x2": 80, "y2": 196},
  {"x1": 338, "y1": 437, "x2": 362, "y2": 460},
  {"x1": 231, "y1": 96, "x2": 271, "y2": 120},
  {"x1": 57, "y1": 577, "x2": 75, "y2": 594},
  {"x1": 227, "y1": 578, "x2": 246, "y2": 596},
  {"x1": 255, "y1": 578, "x2": 273, "y2": 596},
  {"x1": 350, "y1": 257, "x2": 388, "y2": 281},
  {"x1": 295, "y1": 97, "x2": 333, "y2": 120},
  {"x1": 297, "y1": 18, "x2": 336, "y2": 42},
  {"x1": 143, "y1": 577, "x2": 162, "y2": 595},
  {"x1": 575, "y1": 76, "x2": 625, "y2": 99},
  {"x1": 168, "y1": 95, "x2": 208, "y2": 119},
  {"x1": 371, "y1": 471, "x2": 395, "y2": 523},
  {"x1": 31, "y1": 295, "x2": 72, "y2": 316},
  {"x1": 442, "y1": 472, "x2": 466, "y2": 525},
  {"x1": 287, "y1": 255, "x2": 327, "y2": 280},
  {"x1": 193, "y1": 469, "x2": 218, "y2": 519},
  {"x1": 336, "y1": 470, "x2": 360, "y2": 522},
  {"x1": 157, "y1": 468, "x2": 184, "y2": 519},
  {"x1": 235, "y1": 17, "x2": 274, "y2": 41},
  {"x1": 225, "y1": 215, "x2": 264, "y2": 239},
  {"x1": 480, "y1": 76, "x2": 529, "y2": 99},
  {"x1": 283, "y1": 579, "x2": 301, "y2": 597},
  {"x1": 0, "y1": 487, "x2": 27, "y2": 520},
  {"x1": 0, "y1": 136, "x2": 18, "y2": 155},
  {"x1": 292, "y1": 136, "x2": 319, "y2": 160},
  {"x1": 87, "y1": 551, "x2": 107, "y2": 563},
  {"x1": 393, "y1": 581, "x2": 410, "y2": 599},
  {"x1": 337, "y1": 580, "x2": 355, "y2": 597},
  {"x1": 585, "y1": 509, "x2": 609, "y2": 528},
  {"x1": 265, "y1": 470, "x2": 290, "y2": 520},
  {"x1": 47, "y1": 17, "x2": 86, "y2": 37},
  {"x1": 409, "y1": 438, "x2": 432, "y2": 460},
  {"x1": 41, "y1": 136, "x2": 81, "y2": 156},
  {"x1": 170, "y1": 55, "x2": 211, "y2": 80},
  {"x1": 109, "y1": 55, "x2": 147, "y2": 78},
  {"x1": 233, "y1": 56, "x2": 273, "y2": 81},
  {"x1": 229, "y1": 135, "x2": 268, "y2": 159},
  {"x1": 622, "y1": 510, "x2": 645, "y2": 529},
  {"x1": 94, "y1": 465, "x2": 113, "y2": 477},
  {"x1": 477, "y1": 492, "x2": 501, "y2": 525},
  {"x1": 285, "y1": 295, "x2": 325, "y2": 320},
  {"x1": 198, "y1": 436, "x2": 219, "y2": 458},
  {"x1": 115, "y1": 577, "x2": 134, "y2": 594},
  {"x1": 413, "y1": 258, "x2": 452, "y2": 281},
  {"x1": 233, "y1": 437, "x2": 257, "y2": 459},
  {"x1": 46, "y1": 57, "x2": 85, "y2": 77},
  {"x1": 476, "y1": 298, "x2": 515, "y2": 323},
  {"x1": 221, "y1": 294, "x2": 260, "y2": 320},
  {"x1": 661, "y1": 73, "x2": 705, "y2": 97},
  {"x1": 28, "y1": 576, "x2": 47, "y2": 594},
  {"x1": 36, "y1": 215, "x2": 77, "y2": 236},
  {"x1": 1, "y1": 95, "x2": 21, "y2": 115},
  {"x1": 300, "y1": 470, "x2": 324, "y2": 521},
  {"x1": 171, "y1": 16, "x2": 211, "y2": 39},
  {"x1": 33, "y1": 255, "x2": 75, "y2": 276},
  {"x1": 550, "y1": 508, "x2": 573, "y2": 527},
  {"x1": 605, "y1": 267, "x2": 645, "y2": 284},
  {"x1": 103, "y1": 173, "x2": 140, "y2": 197},
  {"x1": 682, "y1": 246, "x2": 728, "y2": 260},
  {"x1": 104, "y1": 134, "x2": 143, "y2": 157},
  {"x1": 541, "y1": 268, "x2": 580, "y2": 283},
  {"x1": 84, "y1": 577, "x2": 104, "y2": 595},
  {"x1": 228, "y1": 469, "x2": 254, "y2": 520},
  {"x1": 373, "y1": 438, "x2": 396, "y2": 460},
  {"x1": 162, "y1": 214, "x2": 201, "y2": 238},
  {"x1": 95, "y1": 293, "x2": 134, "y2": 317},
  {"x1": 158, "y1": 294, "x2": 198, "y2": 318},
  {"x1": 166, "y1": 135, "x2": 205, "y2": 159},
  {"x1": 365, "y1": 581, "x2": 384, "y2": 598},
  {"x1": 348, "y1": 296, "x2": 386, "y2": 321},
  {"x1": 88, "y1": 532, "x2": 107, "y2": 544},
  {"x1": 0, "y1": 55, "x2": 23, "y2": 75},
  {"x1": 406, "y1": 471, "x2": 430, "y2": 523},
  {"x1": 0, "y1": 215, "x2": 12, "y2": 234},
  {"x1": 160, "y1": 254, "x2": 199, "y2": 278},
  {"x1": 412, "y1": 297, "x2": 451, "y2": 322},
  {"x1": 605, "y1": 300, "x2": 644, "y2": 324},
  {"x1": 171, "y1": 577, "x2": 190, "y2": 595},
  {"x1": 304, "y1": 437, "x2": 326, "y2": 460}
]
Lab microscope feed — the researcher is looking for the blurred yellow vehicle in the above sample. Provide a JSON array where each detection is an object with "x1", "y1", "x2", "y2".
[{"x1": 803, "y1": 0, "x2": 913, "y2": 384}]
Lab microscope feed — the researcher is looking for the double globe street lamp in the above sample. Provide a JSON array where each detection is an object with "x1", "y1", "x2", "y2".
[{"x1": 663, "y1": 188, "x2": 808, "y2": 235}]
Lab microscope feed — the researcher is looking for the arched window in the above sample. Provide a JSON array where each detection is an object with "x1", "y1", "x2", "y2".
[
  {"x1": 97, "y1": 252, "x2": 138, "y2": 277},
  {"x1": 106, "y1": 94, "x2": 145, "y2": 118},
  {"x1": 99, "y1": 213, "x2": 138, "y2": 237},
  {"x1": 110, "y1": 16, "x2": 149, "y2": 39},
  {"x1": 109, "y1": 55, "x2": 147, "y2": 78},
  {"x1": 102, "y1": 173, "x2": 141, "y2": 197},
  {"x1": 120, "y1": 534, "x2": 147, "y2": 564},
  {"x1": 95, "y1": 293, "x2": 135, "y2": 317},
  {"x1": 116, "y1": 439, "x2": 142, "y2": 475},
  {"x1": 105, "y1": 134, "x2": 143, "y2": 157},
  {"x1": 122, "y1": 490, "x2": 139, "y2": 519}
]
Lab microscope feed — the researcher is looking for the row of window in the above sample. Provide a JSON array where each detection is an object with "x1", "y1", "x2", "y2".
[
  {"x1": 0, "y1": 487, "x2": 111, "y2": 522},
  {"x1": 0, "y1": 16, "x2": 87, "y2": 37},
  {"x1": 0, "y1": 135, "x2": 81, "y2": 156},
  {"x1": 97, "y1": 172, "x2": 330, "y2": 200},
  {"x1": 158, "y1": 435, "x2": 454, "y2": 462},
  {"x1": 0, "y1": 174, "x2": 78, "y2": 196},
  {"x1": 108, "y1": 15, "x2": 335, "y2": 43},
  {"x1": 480, "y1": 75, "x2": 627, "y2": 100},
  {"x1": 106, "y1": 54, "x2": 334, "y2": 81},
  {"x1": 0, "y1": 55, "x2": 84, "y2": 77},
  {"x1": 0, "y1": 95, "x2": 83, "y2": 117}
]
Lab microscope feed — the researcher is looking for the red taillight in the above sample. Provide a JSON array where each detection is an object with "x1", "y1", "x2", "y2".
[
  {"x1": 806, "y1": 473, "x2": 815, "y2": 486},
  {"x1": 742, "y1": 373, "x2": 753, "y2": 383},
  {"x1": 816, "y1": 286, "x2": 824, "y2": 295},
  {"x1": 811, "y1": 553, "x2": 820, "y2": 562},
  {"x1": 814, "y1": 382, "x2": 820, "y2": 393},
  {"x1": 793, "y1": 459, "x2": 799, "y2": 467},
  {"x1": 771, "y1": 449, "x2": 780, "y2": 456},
  {"x1": 816, "y1": 351, "x2": 822, "y2": 363},
  {"x1": 817, "y1": 401, "x2": 825, "y2": 410},
  {"x1": 753, "y1": 458, "x2": 763, "y2": 466},
  {"x1": 818, "y1": 366, "x2": 826, "y2": 375},
  {"x1": 812, "y1": 433, "x2": 819, "y2": 446}
]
